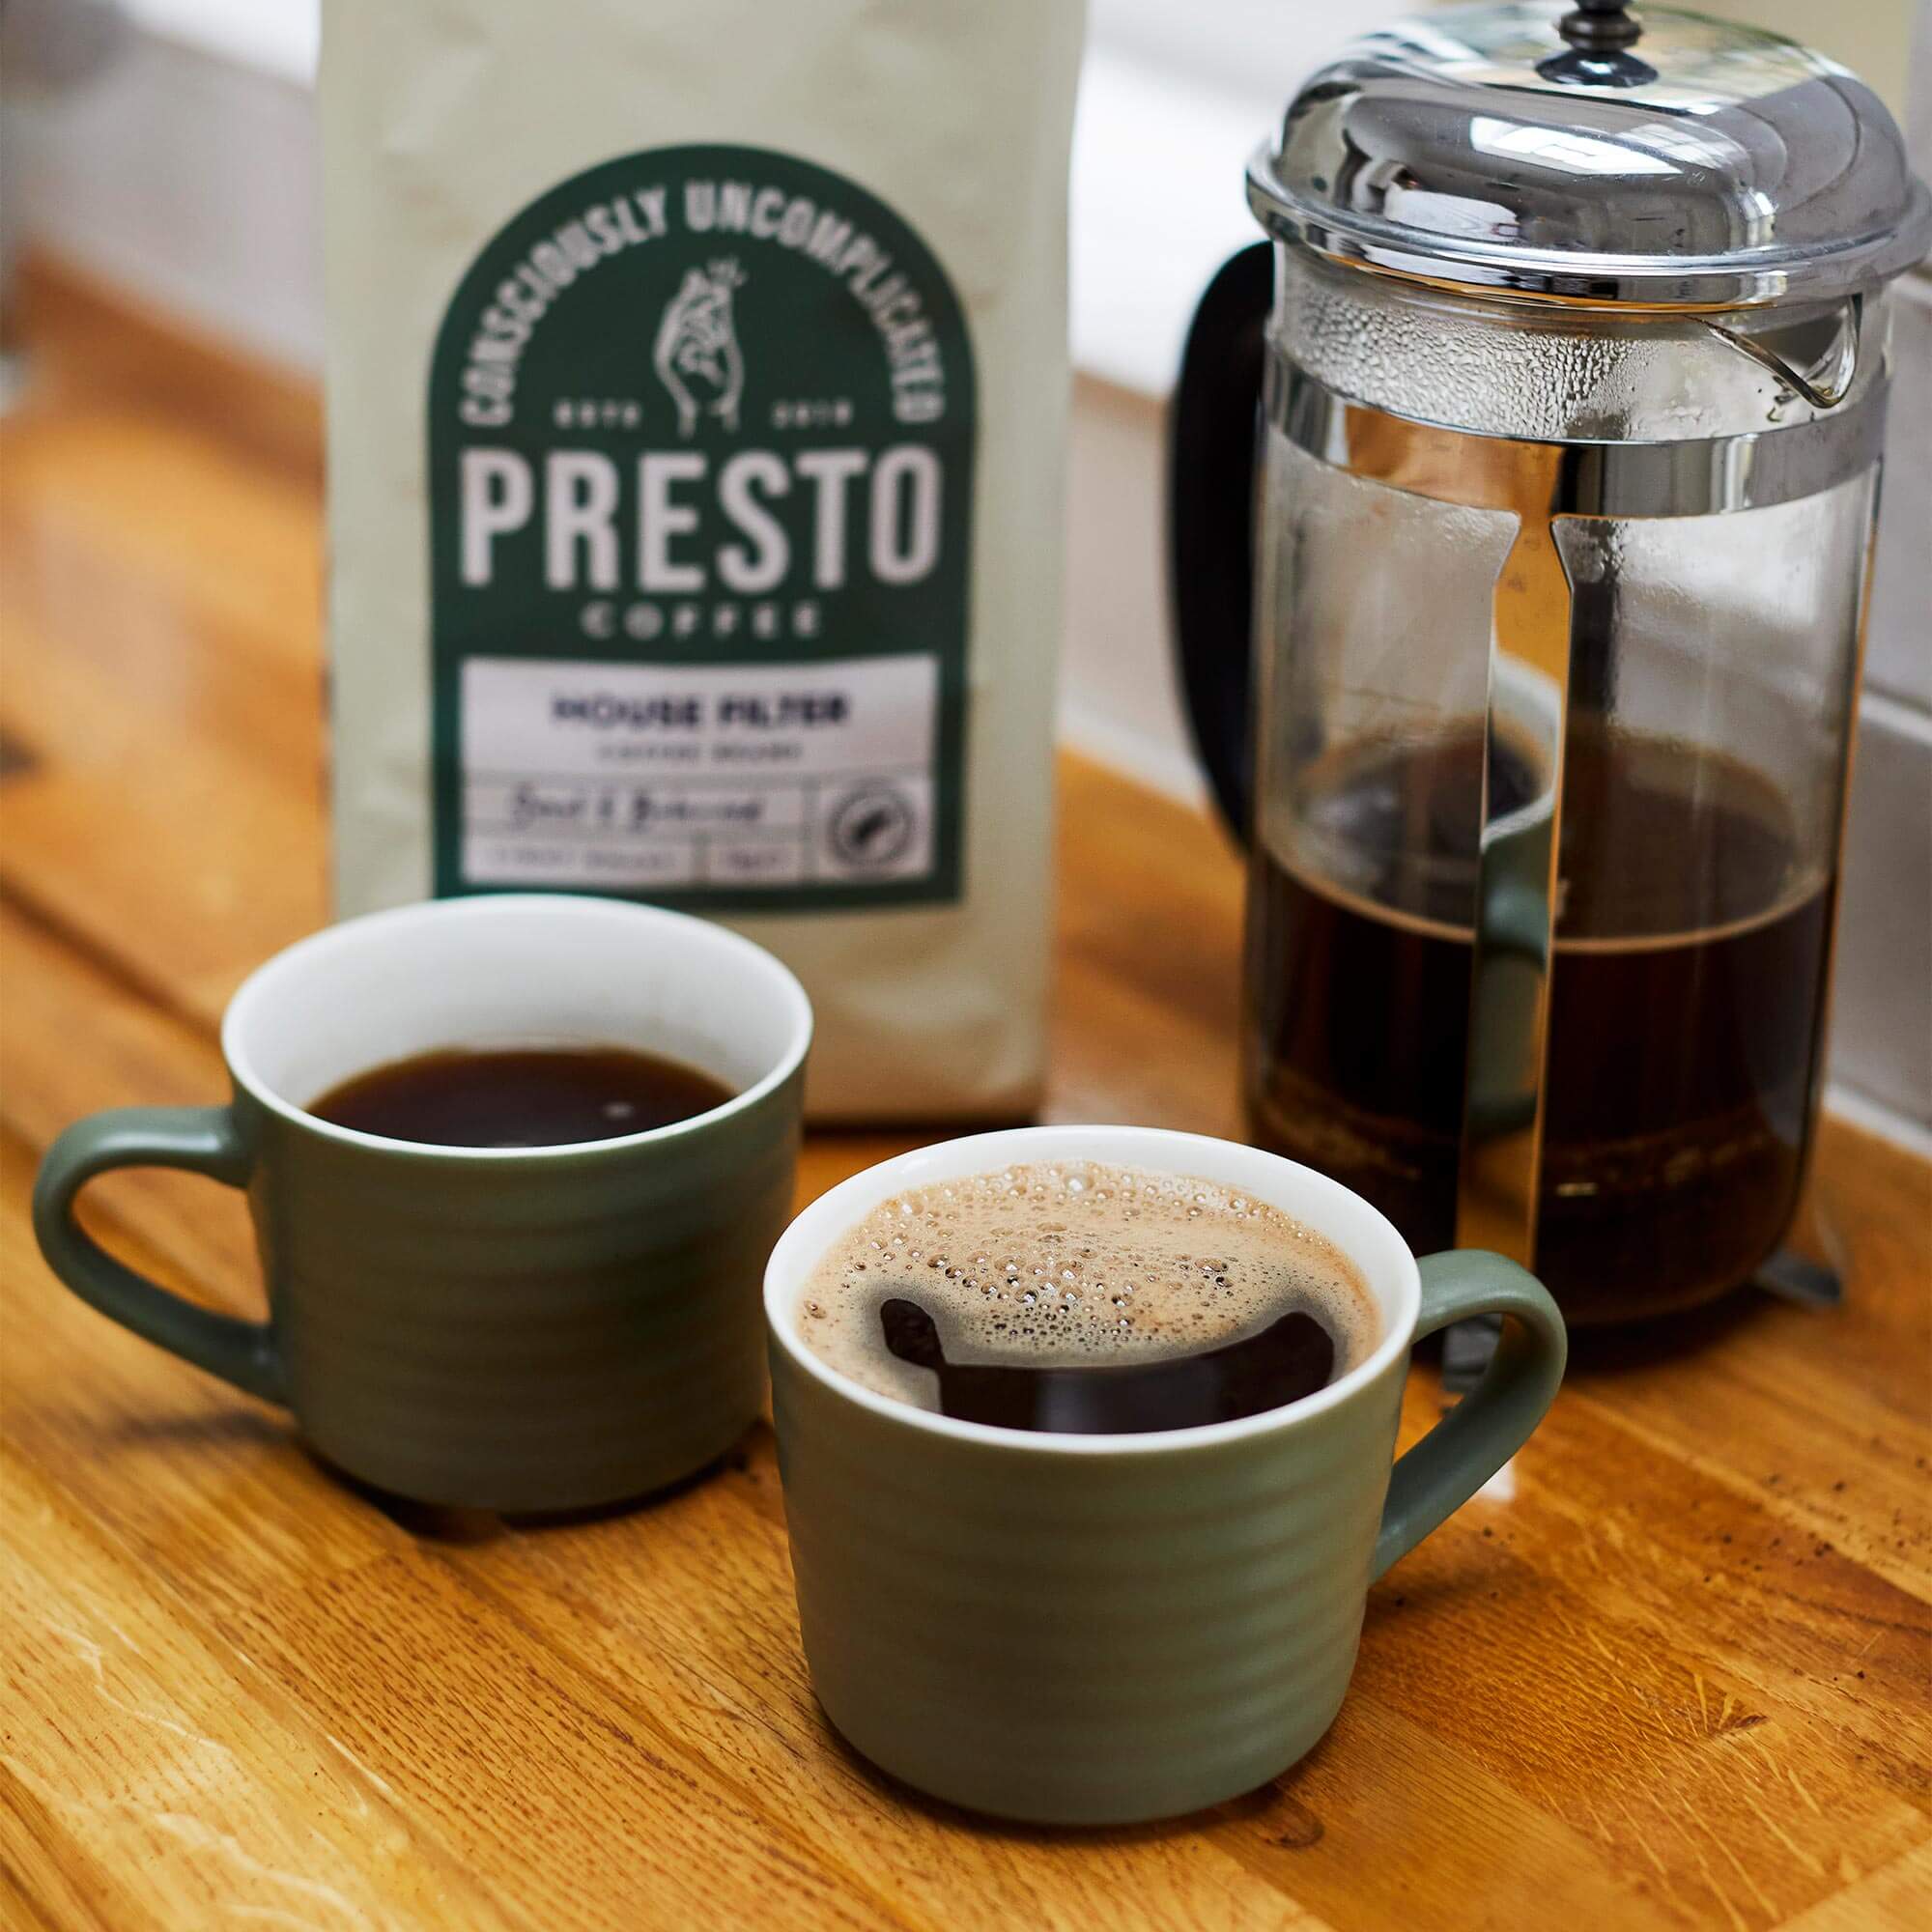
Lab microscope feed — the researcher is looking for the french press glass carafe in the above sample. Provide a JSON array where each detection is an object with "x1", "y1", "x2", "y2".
[{"x1": 1170, "y1": 1, "x2": 1930, "y2": 1323}]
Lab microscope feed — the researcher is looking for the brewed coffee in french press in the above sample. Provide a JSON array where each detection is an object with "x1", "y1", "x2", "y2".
[{"x1": 1171, "y1": 1, "x2": 1930, "y2": 1323}]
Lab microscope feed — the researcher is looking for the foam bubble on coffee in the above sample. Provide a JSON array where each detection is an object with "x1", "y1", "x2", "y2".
[{"x1": 795, "y1": 1160, "x2": 1378, "y2": 1414}]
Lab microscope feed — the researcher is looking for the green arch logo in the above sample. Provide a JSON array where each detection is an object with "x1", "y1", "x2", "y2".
[{"x1": 426, "y1": 144, "x2": 977, "y2": 911}]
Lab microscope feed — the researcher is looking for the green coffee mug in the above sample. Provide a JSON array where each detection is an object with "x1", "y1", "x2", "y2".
[
  {"x1": 34, "y1": 895, "x2": 811, "y2": 1510},
  {"x1": 765, "y1": 1124, "x2": 1566, "y2": 1825}
]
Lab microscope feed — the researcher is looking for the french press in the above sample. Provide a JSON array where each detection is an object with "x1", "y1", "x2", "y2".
[{"x1": 1170, "y1": 1, "x2": 1929, "y2": 1323}]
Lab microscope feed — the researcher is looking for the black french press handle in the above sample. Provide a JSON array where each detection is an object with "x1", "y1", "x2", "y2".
[{"x1": 1166, "y1": 242, "x2": 1274, "y2": 843}]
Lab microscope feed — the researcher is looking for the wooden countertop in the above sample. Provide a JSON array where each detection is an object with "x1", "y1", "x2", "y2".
[{"x1": 3, "y1": 265, "x2": 1929, "y2": 1932}]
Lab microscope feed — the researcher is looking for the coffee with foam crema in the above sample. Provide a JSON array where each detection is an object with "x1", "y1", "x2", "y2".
[{"x1": 794, "y1": 1161, "x2": 1378, "y2": 1434}]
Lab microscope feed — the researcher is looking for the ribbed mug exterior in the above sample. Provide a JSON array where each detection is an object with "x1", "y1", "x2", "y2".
[
  {"x1": 773, "y1": 1329, "x2": 1406, "y2": 1823},
  {"x1": 33, "y1": 895, "x2": 813, "y2": 1514},
  {"x1": 763, "y1": 1123, "x2": 1459, "y2": 1826},
  {"x1": 250, "y1": 1070, "x2": 802, "y2": 1511}
]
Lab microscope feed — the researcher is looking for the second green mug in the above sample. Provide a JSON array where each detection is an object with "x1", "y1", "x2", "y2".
[
  {"x1": 766, "y1": 1124, "x2": 1567, "y2": 1825},
  {"x1": 34, "y1": 895, "x2": 812, "y2": 1510}
]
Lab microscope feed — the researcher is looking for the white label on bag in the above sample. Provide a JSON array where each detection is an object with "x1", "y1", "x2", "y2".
[{"x1": 460, "y1": 654, "x2": 937, "y2": 887}]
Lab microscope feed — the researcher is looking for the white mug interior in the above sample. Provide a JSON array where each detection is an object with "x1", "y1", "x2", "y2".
[
  {"x1": 765, "y1": 1123, "x2": 1423, "y2": 1452},
  {"x1": 222, "y1": 895, "x2": 812, "y2": 1151}
]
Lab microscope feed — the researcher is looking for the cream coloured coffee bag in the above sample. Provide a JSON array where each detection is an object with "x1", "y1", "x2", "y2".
[{"x1": 322, "y1": 0, "x2": 1085, "y2": 1119}]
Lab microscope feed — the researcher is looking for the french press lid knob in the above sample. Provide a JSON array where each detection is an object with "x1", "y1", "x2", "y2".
[{"x1": 1537, "y1": 0, "x2": 1657, "y2": 88}]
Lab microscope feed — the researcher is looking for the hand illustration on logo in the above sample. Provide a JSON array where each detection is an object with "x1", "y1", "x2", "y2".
[{"x1": 653, "y1": 259, "x2": 746, "y2": 438}]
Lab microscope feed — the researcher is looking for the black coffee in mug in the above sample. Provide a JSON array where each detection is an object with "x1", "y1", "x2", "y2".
[
  {"x1": 310, "y1": 1045, "x2": 733, "y2": 1148},
  {"x1": 795, "y1": 1161, "x2": 1378, "y2": 1434}
]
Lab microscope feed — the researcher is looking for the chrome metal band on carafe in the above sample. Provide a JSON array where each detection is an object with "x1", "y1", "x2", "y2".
[
  {"x1": 1264, "y1": 354, "x2": 1887, "y2": 1267},
  {"x1": 1265, "y1": 356, "x2": 1889, "y2": 519}
]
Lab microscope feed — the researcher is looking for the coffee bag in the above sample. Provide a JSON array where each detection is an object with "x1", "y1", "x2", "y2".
[{"x1": 322, "y1": 0, "x2": 1085, "y2": 1119}]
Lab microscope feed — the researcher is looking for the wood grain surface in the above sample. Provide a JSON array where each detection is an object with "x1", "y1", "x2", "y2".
[{"x1": 3, "y1": 263, "x2": 1929, "y2": 1931}]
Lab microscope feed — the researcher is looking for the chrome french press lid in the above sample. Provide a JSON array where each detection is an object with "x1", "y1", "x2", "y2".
[{"x1": 1248, "y1": 0, "x2": 1932, "y2": 306}]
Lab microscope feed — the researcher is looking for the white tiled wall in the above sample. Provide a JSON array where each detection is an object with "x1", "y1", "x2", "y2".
[
  {"x1": 1828, "y1": 269, "x2": 1932, "y2": 1137},
  {"x1": 1865, "y1": 279, "x2": 1932, "y2": 715}
]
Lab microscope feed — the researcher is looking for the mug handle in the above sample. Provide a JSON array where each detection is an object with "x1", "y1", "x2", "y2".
[
  {"x1": 32, "y1": 1107, "x2": 284, "y2": 1403},
  {"x1": 1373, "y1": 1250, "x2": 1566, "y2": 1580}
]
